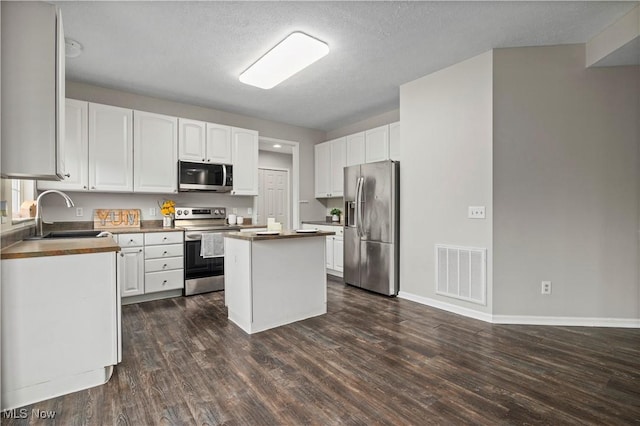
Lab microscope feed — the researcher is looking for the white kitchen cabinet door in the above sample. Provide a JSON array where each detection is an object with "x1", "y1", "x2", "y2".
[
  {"x1": 38, "y1": 99, "x2": 89, "y2": 191},
  {"x1": 389, "y1": 121, "x2": 400, "y2": 161},
  {"x1": 333, "y1": 236, "x2": 344, "y2": 272},
  {"x1": 346, "y1": 132, "x2": 366, "y2": 166},
  {"x1": 206, "y1": 123, "x2": 232, "y2": 164},
  {"x1": 365, "y1": 125, "x2": 390, "y2": 163},
  {"x1": 330, "y1": 138, "x2": 346, "y2": 197},
  {"x1": 89, "y1": 103, "x2": 133, "y2": 192},
  {"x1": 231, "y1": 127, "x2": 259, "y2": 195},
  {"x1": 134, "y1": 111, "x2": 178, "y2": 193},
  {"x1": 314, "y1": 142, "x2": 331, "y2": 197},
  {"x1": 326, "y1": 236, "x2": 334, "y2": 269},
  {"x1": 178, "y1": 118, "x2": 206, "y2": 162},
  {"x1": 1, "y1": 2, "x2": 65, "y2": 180},
  {"x1": 118, "y1": 247, "x2": 145, "y2": 297}
]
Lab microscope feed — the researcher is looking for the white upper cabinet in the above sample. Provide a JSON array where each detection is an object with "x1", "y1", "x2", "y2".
[
  {"x1": 315, "y1": 137, "x2": 346, "y2": 198},
  {"x1": 315, "y1": 142, "x2": 331, "y2": 198},
  {"x1": 330, "y1": 138, "x2": 346, "y2": 196},
  {"x1": 134, "y1": 111, "x2": 178, "y2": 193},
  {"x1": 365, "y1": 125, "x2": 390, "y2": 163},
  {"x1": 346, "y1": 132, "x2": 365, "y2": 166},
  {"x1": 89, "y1": 103, "x2": 134, "y2": 192},
  {"x1": 231, "y1": 127, "x2": 259, "y2": 196},
  {"x1": 206, "y1": 123, "x2": 232, "y2": 164},
  {"x1": 178, "y1": 119, "x2": 206, "y2": 162},
  {"x1": 178, "y1": 119, "x2": 232, "y2": 164},
  {"x1": 38, "y1": 99, "x2": 89, "y2": 191},
  {"x1": 389, "y1": 121, "x2": 400, "y2": 161},
  {"x1": 1, "y1": 2, "x2": 65, "y2": 179}
]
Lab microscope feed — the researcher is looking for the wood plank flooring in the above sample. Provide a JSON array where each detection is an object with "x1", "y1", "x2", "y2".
[{"x1": 4, "y1": 277, "x2": 640, "y2": 425}]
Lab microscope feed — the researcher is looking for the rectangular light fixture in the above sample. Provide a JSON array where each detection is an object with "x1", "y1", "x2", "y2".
[{"x1": 239, "y1": 32, "x2": 329, "y2": 90}]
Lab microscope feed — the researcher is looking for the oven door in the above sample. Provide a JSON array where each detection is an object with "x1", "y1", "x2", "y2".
[{"x1": 184, "y1": 239, "x2": 224, "y2": 280}]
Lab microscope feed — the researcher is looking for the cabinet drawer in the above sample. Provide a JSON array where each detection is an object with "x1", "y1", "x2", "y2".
[
  {"x1": 145, "y1": 269, "x2": 184, "y2": 293},
  {"x1": 145, "y1": 244, "x2": 183, "y2": 259},
  {"x1": 145, "y1": 257, "x2": 184, "y2": 273},
  {"x1": 117, "y1": 233, "x2": 144, "y2": 247},
  {"x1": 144, "y1": 232, "x2": 183, "y2": 245}
]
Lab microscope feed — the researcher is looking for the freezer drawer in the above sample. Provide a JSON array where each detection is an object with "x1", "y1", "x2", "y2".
[{"x1": 343, "y1": 226, "x2": 360, "y2": 287}]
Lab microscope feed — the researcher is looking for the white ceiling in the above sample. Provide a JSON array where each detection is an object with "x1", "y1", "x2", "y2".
[{"x1": 56, "y1": 1, "x2": 637, "y2": 132}]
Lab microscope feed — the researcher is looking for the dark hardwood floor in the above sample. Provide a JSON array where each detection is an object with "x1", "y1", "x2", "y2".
[{"x1": 5, "y1": 277, "x2": 640, "y2": 425}]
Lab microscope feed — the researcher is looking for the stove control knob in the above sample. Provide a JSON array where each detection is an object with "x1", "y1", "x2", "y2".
[
  {"x1": 183, "y1": 210, "x2": 189, "y2": 216},
  {"x1": 176, "y1": 210, "x2": 182, "y2": 216},
  {"x1": 220, "y1": 209, "x2": 226, "y2": 216},
  {"x1": 214, "y1": 209, "x2": 219, "y2": 215}
]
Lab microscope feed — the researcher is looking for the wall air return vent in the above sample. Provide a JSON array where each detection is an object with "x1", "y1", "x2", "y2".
[{"x1": 435, "y1": 244, "x2": 486, "y2": 305}]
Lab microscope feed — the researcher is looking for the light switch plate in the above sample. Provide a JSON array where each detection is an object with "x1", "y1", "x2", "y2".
[
  {"x1": 468, "y1": 206, "x2": 485, "y2": 219},
  {"x1": 247, "y1": 208, "x2": 253, "y2": 215},
  {"x1": 75, "y1": 207, "x2": 83, "y2": 217},
  {"x1": 150, "y1": 208, "x2": 156, "y2": 217}
]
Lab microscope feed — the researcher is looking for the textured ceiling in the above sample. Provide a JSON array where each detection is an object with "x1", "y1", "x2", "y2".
[{"x1": 55, "y1": 1, "x2": 636, "y2": 132}]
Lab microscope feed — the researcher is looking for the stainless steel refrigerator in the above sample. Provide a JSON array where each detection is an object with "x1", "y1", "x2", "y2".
[{"x1": 344, "y1": 160, "x2": 399, "y2": 296}]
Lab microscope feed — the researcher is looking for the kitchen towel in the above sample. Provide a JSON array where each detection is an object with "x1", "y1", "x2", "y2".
[{"x1": 200, "y1": 232, "x2": 224, "y2": 258}]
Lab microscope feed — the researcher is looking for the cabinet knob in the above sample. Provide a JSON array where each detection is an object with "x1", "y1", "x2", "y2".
[
  {"x1": 162, "y1": 264, "x2": 168, "y2": 269},
  {"x1": 139, "y1": 249, "x2": 143, "y2": 253},
  {"x1": 163, "y1": 237, "x2": 167, "y2": 241},
  {"x1": 129, "y1": 239, "x2": 134, "y2": 243},
  {"x1": 163, "y1": 251, "x2": 168, "y2": 255},
  {"x1": 207, "y1": 159, "x2": 211, "y2": 162},
  {"x1": 64, "y1": 173, "x2": 71, "y2": 178},
  {"x1": 202, "y1": 158, "x2": 205, "y2": 161},
  {"x1": 162, "y1": 280, "x2": 167, "y2": 285},
  {"x1": 91, "y1": 186, "x2": 95, "y2": 190},
  {"x1": 120, "y1": 252, "x2": 124, "y2": 257},
  {"x1": 83, "y1": 185, "x2": 87, "y2": 189}
]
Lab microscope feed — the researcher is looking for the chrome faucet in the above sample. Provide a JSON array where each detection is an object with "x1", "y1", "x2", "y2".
[{"x1": 35, "y1": 190, "x2": 75, "y2": 237}]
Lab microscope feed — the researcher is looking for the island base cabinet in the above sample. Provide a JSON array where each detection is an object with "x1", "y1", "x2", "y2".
[
  {"x1": 1, "y1": 252, "x2": 120, "y2": 410},
  {"x1": 225, "y1": 237, "x2": 327, "y2": 334}
]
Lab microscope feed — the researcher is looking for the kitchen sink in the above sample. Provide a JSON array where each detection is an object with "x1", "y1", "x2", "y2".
[{"x1": 25, "y1": 230, "x2": 106, "y2": 240}]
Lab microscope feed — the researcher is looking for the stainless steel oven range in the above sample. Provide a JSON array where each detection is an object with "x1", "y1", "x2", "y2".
[{"x1": 175, "y1": 206, "x2": 239, "y2": 296}]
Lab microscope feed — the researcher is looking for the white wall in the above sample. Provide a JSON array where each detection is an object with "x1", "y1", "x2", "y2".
[
  {"x1": 399, "y1": 51, "x2": 494, "y2": 314},
  {"x1": 492, "y1": 45, "x2": 640, "y2": 319},
  {"x1": 39, "y1": 81, "x2": 329, "y2": 222},
  {"x1": 258, "y1": 150, "x2": 292, "y2": 171}
]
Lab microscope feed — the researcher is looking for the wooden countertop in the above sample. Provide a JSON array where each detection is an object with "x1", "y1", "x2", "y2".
[
  {"x1": 1, "y1": 238, "x2": 120, "y2": 260},
  {"x1": 225, "y1": 230, "x2": 335, "y2": 241},
  {"x1": 105, "y1": 226, "x2": 184, "y2": 234},
  {"x1": 302, "y1": 221, "x2": 344, "y2": 227}
]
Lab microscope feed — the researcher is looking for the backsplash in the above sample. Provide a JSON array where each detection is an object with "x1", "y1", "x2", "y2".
[{"x1": 39, "y1": 191, "x2": 254, "y2": 222}]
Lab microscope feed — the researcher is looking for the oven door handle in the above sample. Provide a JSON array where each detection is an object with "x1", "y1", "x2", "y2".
[
  {"x1": 186, "y1": 233, "x2": 202, "y2": 240},
  {"x1": 222, "y1": 164, "x2": 228, "y2": 188}
]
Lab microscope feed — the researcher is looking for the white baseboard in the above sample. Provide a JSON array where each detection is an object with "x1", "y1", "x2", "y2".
[
  {"x1": 492, "y1": 315, "x2": 640, "y2": 328},
  {"x1": 398, "y1": 291, "x2": 493, "y2": 323},
  {"x1": 398, "y1": 291, "x2": 640, "y2": 328}
]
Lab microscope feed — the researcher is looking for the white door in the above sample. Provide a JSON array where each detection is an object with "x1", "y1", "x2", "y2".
[
  {"x1": 330, "y1": 138, "x2": 346, "y2": 197},
  {"x1": 206, "y1": 123, "x2": 232, "y2": 164},
  {"x1": 326, "y1": 236, "x2": 334, "y2": 269},
  {"x1": 133, "y1": 111, "x2": 178, "y2": 193},
  {"x1": 118, "y1": 247, "x2": 145, "y2": 297},
  {"x1": 346, "y1": 132, "x2": 366, "y2": 166},
  {"x1": 333, "y1": 236, "x2": 344, "y2": 272},
  {"x1": 314, "y1": 142, "x2": 331, "y2": 197},
  {"x1": 231, "y1": 127, "x2": 259, "y2": 195},
  {"x1": 365, "y1": 125, "x2": 390, "y2": 163},
  {"x1": 38, "y1": 99, "x2": 89, "y2": 191},
  {"x1": 257, "y1": 168, "x2": 289, "y2": 228},
  {"x1": 178, "y1": 118, "x2": 206, "y2": 162},
  {"x1": 89, "y1": 103, "x2": 133, "y2": 192}
]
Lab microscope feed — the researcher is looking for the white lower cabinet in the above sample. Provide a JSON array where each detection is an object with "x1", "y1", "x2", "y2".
[
  {"x1": 303, "y1": 223, "x2": 344, "y2": 277},
  {"x1": 118, "y1": 231, "x2": 184, "y2": 301}
]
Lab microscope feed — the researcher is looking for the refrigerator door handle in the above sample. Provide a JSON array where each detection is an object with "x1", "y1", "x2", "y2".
[
  {"x1": 356, "y1": 177, "x2": 365, "y2": 237},
  {"x1": 354, "y1": 177, "x2": 361, "y2": 236}
]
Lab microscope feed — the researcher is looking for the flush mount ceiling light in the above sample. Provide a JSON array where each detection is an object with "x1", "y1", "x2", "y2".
[
  {"x1": 273, "y1": 144, "x2": 282, "y2": 148},
  {"x1": 65, "y1": 38, "x2": 83, "y2": 58},
  {"x1": 239, "y1": 32, "x2": 329, "y2": 89}
]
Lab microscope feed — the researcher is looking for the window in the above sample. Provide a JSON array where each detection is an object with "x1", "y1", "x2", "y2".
[{"x1": 10, "y1": 179, "x2": 35, "y2": 222}]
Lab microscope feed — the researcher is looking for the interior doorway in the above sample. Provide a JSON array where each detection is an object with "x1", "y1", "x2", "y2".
[{"x1": 256, "y1": 168, "x2": 290, "y2": 228}]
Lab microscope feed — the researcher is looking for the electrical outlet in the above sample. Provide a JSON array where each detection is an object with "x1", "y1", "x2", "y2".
[
  {"x1": 247, "y1": 208, "x2": 253, "y2": 215},
  {"x1": 75, "y1": 207, "x2": 83, "y2": 217},
  {"x1": 233, "y1": 208, "x2": 238, "y2": 214},
  {"x1": 541, "y1": 281, "x2": 552, "y2": 295},
  {"x1": 468, "y1": 206, "x2": 486, "y2": 219},
  {"x1": 150, "y1": 208, "x2": 156, "y2": 217}
]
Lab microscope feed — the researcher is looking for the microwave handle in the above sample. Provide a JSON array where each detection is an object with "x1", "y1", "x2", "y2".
[{"x1": 222, "y1": 164, "x2": 227, "y2": 187}]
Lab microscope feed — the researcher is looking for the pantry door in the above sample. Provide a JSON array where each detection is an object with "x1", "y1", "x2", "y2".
[{"x1": 257, "y1": 168, "x2": 289, "y2": 229}]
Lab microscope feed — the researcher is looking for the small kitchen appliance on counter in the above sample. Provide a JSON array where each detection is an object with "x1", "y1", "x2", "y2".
[{"x1": 175, "y1": 206, "x2": 240, "y2": 295}]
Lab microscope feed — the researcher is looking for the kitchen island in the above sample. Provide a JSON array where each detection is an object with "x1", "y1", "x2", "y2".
[{"x1": 224, "y1": 230, "x2": 334, "y2": 334}]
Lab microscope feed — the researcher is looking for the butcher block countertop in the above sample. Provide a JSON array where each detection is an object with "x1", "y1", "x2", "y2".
[
  {"x1": 225, "y1": 230, "x2": 335, "y2": 241},
  {"x1": 1, "y1": 238, "x2": 120, "y2": 260}
]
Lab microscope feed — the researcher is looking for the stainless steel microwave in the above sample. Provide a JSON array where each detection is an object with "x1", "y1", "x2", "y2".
[{"x1": 178, "y1": 161, "x2": 233, "y2": 192}]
